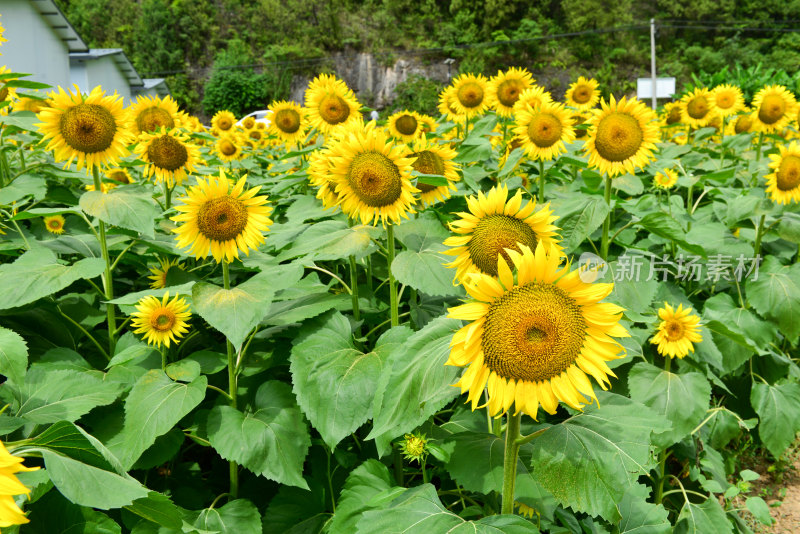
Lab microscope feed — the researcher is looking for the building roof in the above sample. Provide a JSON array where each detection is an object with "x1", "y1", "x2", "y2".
[
  {"x1": 30, "y1": 0, "x2": 88, "y2": 53},
  {"x1": 69, "y1": 48, "x2": 144, "y2": 87}
]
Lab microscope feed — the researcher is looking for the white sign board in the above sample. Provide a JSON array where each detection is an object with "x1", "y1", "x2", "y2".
[{"x1": 636, "y1": 77, "x2": 676, "y2": 99}]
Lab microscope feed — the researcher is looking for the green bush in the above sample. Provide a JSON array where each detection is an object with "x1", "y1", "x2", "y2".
[{"x1": 390, "y1": 75, "x2": 443, "y2": 116}]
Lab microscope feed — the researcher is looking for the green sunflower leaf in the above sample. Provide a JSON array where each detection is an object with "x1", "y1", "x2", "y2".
[
  {"x1": 675, "y1": 496, "x2": 732, "y2": 534},
  {"x1": 750, "y1": 381, "x2": 800, "y2": 458},
  {"x1": 79, "y1": 185, "x2": 159, "y2": 237},
  {"x1": 549, "y1": 195, "x2": 610, "y2": 253},
  {"x1": 329, "y1": 460, "x2": 403, "y2": 534},
  {"x1": 0, "y1": 326, "x2": 28, "y2": 384},
  {"x1": 746, "y1": 256, "x2": 800, "y2": 343},
  {"x1": 277, "y1": 220, "x2": 380, "y2": 261},
  {"x1": 185, "y1": 499, "x2": 262, "y2": 534},
  {"x1": 616, "y1": 484, "x2": 671, "y2": 534}
]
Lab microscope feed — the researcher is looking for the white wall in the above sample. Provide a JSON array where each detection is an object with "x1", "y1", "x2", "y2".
[{"x1": 79, "y1": 55, "x2": 132, "y2": 102}]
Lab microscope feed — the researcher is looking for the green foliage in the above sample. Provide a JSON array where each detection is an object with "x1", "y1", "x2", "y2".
[{"x1": 390, "y1": 75, "x2": 444, "y2": 117}]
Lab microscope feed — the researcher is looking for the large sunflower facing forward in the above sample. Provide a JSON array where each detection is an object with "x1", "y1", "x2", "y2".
[
  {"x1": 565, "y1": 76, "x2": 600, "y2": 112},
  {"x1": 214, "y1": 134, "x2": 243, "y2": 163},
  {"x1": 711, "y1": 84, "x2": 745, "y2": 118},
  {"x1": 584, "y1": 95, "x2": 659, "y2": 177},
  {"x1": 752, "y1": 85, "x2": 798, "y2": 133},
  {"x1": 135, "y1": 129, "x2": 203, "y2": 187},
  {"x1": 679, "y1": 87, "x2": 714, "y2": 129},
  {"x1": 488, "y1": 67, "x2": 534, "y2": 117},
  {"x1": 305, "y1": 73, "x2": 361, "y2": 135},
  {"x1": 444, "y1": 185, "x2": 561, "y2": 281},
  {"x1": 450, "y1": 73, "x2": 492, "y2": 118},
  {"x1": 387, "y1": 110, "x2": 423, "y2": 143},
  {"x1": 513, "y1": 100, "x2": 575, "y2": 161},
  {"x1": 328, "y1": 123, "x2": 418, "y2": 226},
  {"x1": 131, "y1": 292, "x2": 191, "y2": 348},
  {"x1": 211, "y1": 110, "x2": 236, "y2": 135},
  {"x1": 409, "y1": 136, "x2": 460, "y2": 207},
  {"x1": 268, "y1": 100, "x2": 307, "y2": 146},
  {"x1": 37, "y1": 85, "x2": 133, "y2": 170},
  {"x1": 447, "y1": 242, "x2": 628, "y2": 418},
  {"x1": 128, "y1": 95, "x2": 180, "y2": 135},
  {"x1": 172, "y1": 171, "x2": 273, "y2": 263},
  {"x1": 650, "y1": 302, "x2": 702, "y2": 359},
  {"x1": 766, "y1": 141, "x2": 800, "y2": 204}
]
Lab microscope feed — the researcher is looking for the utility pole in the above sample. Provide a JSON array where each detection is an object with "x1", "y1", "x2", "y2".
[{"x1": 650, "y1": 18, "x2": 657, "y2": 110}]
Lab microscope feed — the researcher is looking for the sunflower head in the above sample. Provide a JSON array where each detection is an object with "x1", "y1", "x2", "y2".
[
  {"x1": 215, "y1": 134, "x2": 243, "y2": 162},
  {"x1": 734, "y1": 112, "x2": 754, "y2": 134},
  {"x1": 752, "y1": 85, "x2": 798, "y2": 133},
  {"x1": 148, "y1": 257, "x2": 186, "y2": 289},
  {"x1": 135, "y1": 129, "x2": 203, "y2": 187},
  {"x1": 513, "y1": 101, "x2": 575, "y2": 161},
  {"x1": 105, "y1": 167, "x2": 134, "y2": 185},
  {"x1": 513, "y1": 85, "x2": 554, "y2": 115},
  {"x1": 565, "y1": 76, "x2": 600, "y2": 111},
  {"x1": 128, "y1": 95, "x2": 179, "y2": 135},
  {"x1": 400, "y1": 432, "x2": 428, "y2": 464},
  {"x1": 409, "y1": 136, "x2": 460, "y2": 207},
  {"x1": 211, "y1": 110, "x2": 236, "y2": 134},
  {"x1": 438, "y1": 86, "x2": 464, "y2": 122},
  {"x1": 0, "y1": 440, "x2": 39, "y2": 528},
  {"x1": 308, "y1": 146, "x2": 341, "y2": 211},
  {"x1": 766, "y1": 141, "x2": 800, "y2": 205},
  {"x1": 711, "y1": 84, "x2": 745, "y2": 118},
  {"x1": 268, "y1": 100, "x2": 307, "y2": 145},
  {"x1": 678, "y1": 87, "x2": 714, "y2": 129},
  {"x1": 489, "y1": 67, "x2": 534, "y2": 116},
  {"x1": 661, "y1": 102, "x2": 682, "y2": 126},
  {"x1": 653, "y1": 168, "x2": 678, "y2": 189},
  {"x1": 131, "y1": 292, "x2": 191, "y2": 348},
  {"x1": 450, "y1": 73, "x2": 492, "y2": 117},
  {"x1": 44, "y1": 215, "x2": 66, "y2": 235},
  {"x1": 650, "y1": 302, "x2": 702, "y2": 359},
  {"x1": 305, "y1": 74, "x2": 361, "y2": 135},
  {"x1": 387, "y1": 110, "x2": 422, "y2": 142}
]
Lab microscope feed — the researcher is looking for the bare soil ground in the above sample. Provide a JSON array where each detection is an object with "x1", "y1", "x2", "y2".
[{"x1": 738, "y1": 449, "x2": 800, "y2": 533}]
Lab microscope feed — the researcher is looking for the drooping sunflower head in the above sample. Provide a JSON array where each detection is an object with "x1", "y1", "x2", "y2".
[
  {"x1": 268, "y1": 100, "x2": 308, "y2": 146},
  {"x1": 305, "y1": 73, "x2": 361, "y2": 135},
  {"x1": 131, "y1": 292, "x2": 191, "y2": 348},
  {"x1": 36, "y1": 85, "x2": 133, "y2": 170},
  {"x1": 327, "y1": 122, "x2": 419, "y2": 226},
  {"x1": 565, "y1": 76, "x2": 600, "y2": 111},
  {"x1": 450, "y1": 73, "x2": 492, "y2": 118},
  {"x1": 104, "y1": 167, "x2": 134, "y2": 185},
  {"x1": 650, "y1": 302, "x2": 702, "y2": 359},
  {"x1": 135, "y1": 129, "x2": 203, "y2": 187},
  {"x1": 513, "y1": 100, "x2": 575, "y2": 161},
  {"x1": 679, "y1": 87, "x2": 713, "y2": 129},
  {"x1": 211, "y1": 110, "x2": 236, "y2": 134},
  {"x1": 0, "y1": 439, "x2": 39, "y2": 529},
  {"x1": 653, "y1": 168, "x2": 678, "y2": 189},
  {"x1": 752, "y1": 85, "x2": 799, "y2": 133},
  {"x1": 766, "y1": 141, "x2": 800, "y2": 205},
  {"x1": 444, "y1": 185, "x2": 562, "y2": 282},
  {"x1": 734, "y1": 111, "x2": 754, "y2": 134},
  {"x1": 387, "y1": 110, "x2": 423, "y2": 142},
  {"x1": 409, "y1": 136, "x2": 460, "y2": 207},
  {"x1": 513, "y1": 85, "x2": 554, "y2": 115},
  {"x1": 447, "y1": 242, "x2": 629, "y2": 418},
  {"x1": 489, "y1": 67, "x2": 534, "y2": 117},
  {"x1": 148, "y1": 257, "x2": 186, "y2": 289},
  {"x1": 438, "y1": 86, "x2": 464, "y2": 123},
  {"x1": 661, "y1": 102, "x2": 682, "y2": 127},
  {"x1": 711, "y1": 84, "x2": 745, "y2": 118},
  {"x1": 43, "y1": 215, "x2": 66, "y2": 235},
  {"x1": 127, "y1": 95, "x2": 179, "y2": 135},
  {"x1": 584, "y1": 95, "x2": 659, "y2": 178},
  {"x1": 172, "y1": 171, "x2": 273, "y2": 263},
  {"x1": 214, "y1": 134, "x2": 243, "y2": 162}
]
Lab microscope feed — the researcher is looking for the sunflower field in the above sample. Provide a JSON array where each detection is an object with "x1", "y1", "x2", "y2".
[{"x1": 3, "y1": 19, "x2": 800, "y2": 533}]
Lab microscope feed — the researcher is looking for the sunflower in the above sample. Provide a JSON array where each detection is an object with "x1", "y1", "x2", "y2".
[
  {"x1": 400, "y1": 432, "x2": 428, "y2": 464},
  {"x1": 0, "y1": 440, "x2": 38, "y2": 529},
  {"x1": 653, "y1": 168, "x2": 678, "y2": 189},
  {"x1": 43, "y1": 215, "x2": 65, "y2": 234},
  {"x1": 513, "y1": 85, "x2": 553, "y2": 115},
  {"x1": 733, "y1": 111, "x2": 754, "y2": 134},
  {"x1": 711, "y1": 84, "x2": 745, "y2": 118},
  {"x1": 0, "y1": 68, "x2": 18, "y2": 115},
  {"x1": 241, "y1": 116, "x2": 256, "y2": 130},
  {"x1": 36, "y1": 85, "x2": 133, "y2": 170},
  {"x1": 105, "y1": 167, "x2": 134, "y2": 185},
  {"x1": 268, "y1": 100, "x2": 307, "y2": 146},
  {"x1": 513, "y1": 101, "x2": 575, "y2": 161},
  {"x1": 305, "y1": 73, "x2": 361, "y2": 135},
  {"x1": 766, "y1": 141, "x2": 800, "y2": 204},
  {"x1": 409, "y1": 137, "x2": 460, "y2": 207},
  {"x1": 211, "y1": 110, "x2": 236, "y2": 135},
  {"x1": 127, "y1": 95, "x2": 180, "y2": 135},
  {"x1": 584, "y1": 95, "x2": 659, "y2": 178},
  {"x1": 443, "y1": 185, "x2": 561, "y2": 281},
  {"x1": 751, "y1": 85, "x2": 798, "y2": 133},
  {"x1": 438, "y1": 86, "x2": 464, "y2": 123},
  {"x1": 327, "y1": 122, "x2": 418, "y2": 226},
  {"x1": 661, "y1": 102, "x2": 682, "y2": 127},
  {"x1": 148, "y1": 257, "x2": 186, "y2": 289},
  {"x1": 679, "y1": 87, "x2": 713, "y2": 129},
  {"x1": 131, "y1": 292, "x2": 191, "y2": 348},
  {"x1": 417, "y1": 114, "x2": 438, "y2": 135},
  {"x1": 172, "y1": 171, "x2": 273, "y2": 263},
  {"x1": 214, "y1": 134, "x2": 243, "y2": 162},
  {"x1": 447, "y1": 242, "x2": 628, "y2": 418},
  {"x1": 135, "y1": 129, "x2": 203, "y2": 187},
  {"x1": 244, "y1": 127, "x2": 265, "y2": 148},
  {"x1": 0, "y1": 15, "x2": 6, "y2": 49},
  {"x1": 565, "y1": 76, "x2": 600, "y2": 111},
  {"x1": 85, "y1": 182, "x2": 116, "y2": 193},
  {"x1": 488, "y1": 67, "x2": 534, "y2": 117},
  {"x1": 387, "y1": 110, "x2": 423, "y2": 143},
  {"x1": 307, "y1": 146, "x2": 341, "y2": 210},
  {"x1": 450, "y1": 73, "x2": 492, "y2": 118},
  {"x1": 650, "y1": 302, "x2": 702, "y2": 359},
  {"x1": 12, "y1": 96, "x2": 48, "y2": 114}
]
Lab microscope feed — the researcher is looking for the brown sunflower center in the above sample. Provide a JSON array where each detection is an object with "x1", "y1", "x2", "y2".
[
  {"x1": 686, "y1": 96, "x2": 709, "y2": 120},
  {"x1": 108, "y1": 170, "x2": 131, "y2": 184},
  {"x1": 347, "y1": 151, "x2": 403, "y2": 207},
  {"x1": 242, "y1": 117, "x2": 255, "y2": 129},
  {"x1": 217, "y1": 116, "x2": 233, "y2": 131},
  {"x1": 497, "y1": 79, "x2": 525, "y2": 107},
  {"x1": 0, "y1": 86, "x2": 8, "y2": 102},
  {"x1": 136, "y1": 107, "x2": 174, "y2": 133},
  {"x1": 319, "y1": 94, "x2": 351, "y2": 125},
  {"x1": 594, "y1": 111, "x2": 644, "y2": 162},
  {"x1": 526, "y1": 112, "x2": 563, "y2": 148},
  {"x1": 49, "y1": 220, "x2": 62, "y2": 229},
  {"x1": 150, "y1": 309, "x2": 176, "y2": 331},
  {"x1": 734, "y1": 115, "x2": 752, "y2": 133},
  {"x1": 457, "y1": 82, "x2": 484, "y2": 109},
  {"x1": 248, "y1": 130, "x2": 262, "y2": 141},
  {"x1": 147, "y1": 135, "x2": 189, "y2": 171},
  {"x1": 219, "y1": 139, "x2": 237, "y2": 156},
  {"x1": 777, "y1": 155, "x2": 800, "y2": 191},
  {"x1": 59, "y1": 103, "x2": 117, "y2": 154},
  {"x1": 667, "y1": 107, "x2": 682, "y2": 125},
  {"x1": 663, "y1": 319, "x2": 685, "y2": 342},
  {"x1": 196, "y1": 196, "x2": 249, "y2": 242},
  {"x1": 395, "y1": 114, "x2": 418, "y2": 136},
  {"x1": 716, "y1": 92, "x2": 734, "y2": 109},
  {"x1": 758, "y1": 94, "x2": 786, "y2": 125},
  {"x1": 572, "y1": 84, "x2": 593, "y2": 104},
  {"x1": 467, "y1": 215, "x2": 539, "y2": 276},
  {"x1": 275, "y1": 108, "x2": 301, "y2": 133},
  {"x1": 483, "y1": 282, "x2": 586, "y2": 382},
  {"x1": 411, "y1": 150, "x2": 445, "y2": 193}
]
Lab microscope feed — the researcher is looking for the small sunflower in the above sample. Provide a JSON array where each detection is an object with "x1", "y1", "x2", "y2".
[
  {"x1": 409, "y1": 137, "x2": 460, "y2": 207},
  {"x1": 305, "y1": 73, "x2": 362, "y2": 135},
  {"x1": 653, "y1": 169, "x2": 678, "y2": 189},
  {"x1": 766, "y1": 141, "x2": 800, "y2": 205},
  {"x1": 584, "y1": 95, "x2": 659, "y2": 178},
  {"x1": 127, "y1": 95, "x2": 180, "y2": 135},
  {"x1": 328, "y1": 122, "x2": 418, "y2": 226},
  {"x1": 400, "y1": 432, "x2": 428, "y2": 464},
  {"x1": 661, "y1": 102, "x2": 682, "y2": 127},
  {"x1": 244, "y1": 127, "x2": 266, "y2": 148},
  {"x1": 131, "y1": 292, "x2": 191, "y2": 348},
  {"x1": 679, "y1": 87, "x2": 714, "y2": 129},
  {"x1": 148, "y1": 257, "x2": 186, "y2": 289},
  {"x1": 37, "y1": 85, "x2": 133, "y2": 170},
  {"x1": 241, "y1": 116, "x2": 256, "y2": 130},
  {"x1": 488, "y1": 67, "x2": 534, "y2": 117},
  {"x1": 650, "y1": 302, "x2": 702, "y2": 359},
  {"x1": 0, "y1": 67, "x2": 17, "y2": 113},
  {"x1": 211, "y1": 110, "x2": 236, "y2": 135},
  {"x1": 43, "y1": 215, "x2": 65, "y2": 235},
  {"x1": 734, "y1": 111, "x2": 754, "y2": 134},
  {"x1": 450, "y1": 73, "x2": 492, "y2": 118},
  {"x1": 711, "y1": 84, "x2": 745, "y2": 118},
  {"x1": 438, "y1": 86, "x2": 464, "y2": 123},
  {"x1": 12, "y1": 96, "x2": 48, "y2": 114},
  {"x1": 513, "y1": 101, "x2": 575, "y2": 161},
  {"x1": 513, "y1": 85, "x2": 553, "y2": 114},
  {"x1": 85, "y1": 182, "x2": 116, "y2": 193},
  {"x1": 447, "y1": 242, "x2": 629, "y2": 419},
  {"x1": 752, "y1": 85, "x2": 798, "y2": 133},
  {"x1": 387, "y1": 110, "x2": 423, "y2": 143},
  {"x1": 443, "y1": 185, "x2": 561, "y2": 281},
  {"x1": 417, "y1": 114, "x2": 438, "y2": 135},
  {"x1": 565, "y1": 76, "x2": 600, "y2": 111},
  {"x1": 135, "y1": 129, "x2": 203, "y2": 187},
  {"x1": 268, "y1": 100, "x2": 307, "y2": 146},
  {"x1": 308, "y1": 146, "x2": 341, "y2": 211},
  {"x1": 172, "y1": 171, "x2": 273, "y2": 263},
  {"x1": 214, "y1": 134, "x2": 243, "y2": 162},
  {"x1": 0, "y1": 440, "x2": 38, "y2": 529},
  {"x1": 104, "y1": 167, "x2": 134, "y2": 185}
]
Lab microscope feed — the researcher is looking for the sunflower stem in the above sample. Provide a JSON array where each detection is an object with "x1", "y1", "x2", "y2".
[
  {"x1": 387, "y1": 224, "x2": 399, "y2": 327},
  {"x1": 163, "y1": 180, "x2": 173, "y2": 211},
  {"x1": 719, "y1": 116, "x2": 726, "y2": 169},
  {"x1": 501, "y1": 412, "x2": 522, "y2": 514},
  {"x1": 161, "y1": 346, "x2": 168, "y2": 371},
  {"x1": 538, "y1": 160, "x2": 545, "y2": 201},
  {"x1": 92, "y1": 165, "x2": 117, "y2": 354},
  {"x1": 754, "y1": 214, "x2": 766, "y2": 258},
  {"x1": 600, "y1": 177, "x2": 612, "y2": 260},
  {"x1": 349, "y1": 255, "x2": 361, "y2": 324},
  {"x1": 222, "y1": 260, "x2": 239, "y2": 499}
]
